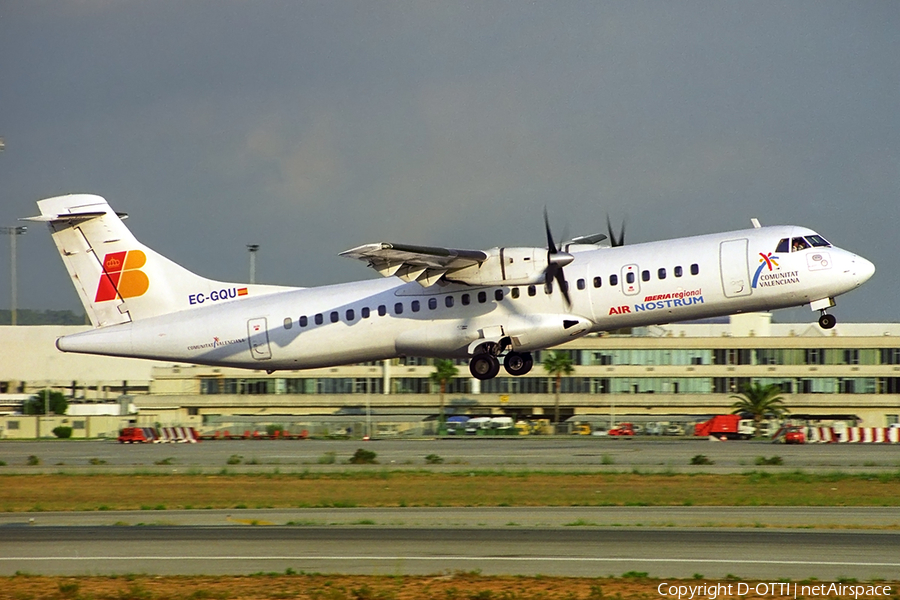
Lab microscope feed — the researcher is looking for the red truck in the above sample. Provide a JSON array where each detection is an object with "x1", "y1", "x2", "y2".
[
  {"x1": 694, "y1": 415, "x2": 751, "y2": 440},
  {"x1": 117, "y1": 427, "x2": 158, "y2": 443}
]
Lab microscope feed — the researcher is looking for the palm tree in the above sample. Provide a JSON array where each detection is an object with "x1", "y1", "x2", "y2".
[
  {"x1": 543, "y1": 350, "x2": 574, "y2": 428},
  {"x1": 430, "y1": 359, "x2": 459, "y2": 429},
  {"x1": 730, "y1": 382, "x2": 789, "y2": 437}
]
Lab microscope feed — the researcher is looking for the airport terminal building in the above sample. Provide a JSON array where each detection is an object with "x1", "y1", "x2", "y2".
[{"x1": 2, "y1": 313, "x2": 900, "y2": 438}]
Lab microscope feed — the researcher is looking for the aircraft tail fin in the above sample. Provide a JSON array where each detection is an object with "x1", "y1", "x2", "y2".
[{"x1": 28, "y1": 194, "x2": 288, "y2": 327}]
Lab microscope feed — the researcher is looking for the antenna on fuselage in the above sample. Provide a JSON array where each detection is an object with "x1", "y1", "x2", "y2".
[{"x1": 751, "y1": 218, "x2": 761, "y2": 229}]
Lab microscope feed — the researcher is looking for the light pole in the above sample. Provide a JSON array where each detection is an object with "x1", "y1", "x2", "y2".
[
  {"x1": 1, "y1": 225, "x2": 27, "y2": 325},
  {"x1": 247, "y1": 244, "x2": 259, "y2": 284}
]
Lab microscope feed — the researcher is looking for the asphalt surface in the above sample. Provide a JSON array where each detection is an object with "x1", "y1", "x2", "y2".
[
  {"x1": 2, "y1": 438, "x2": 900, "y2": 473},
  {"x1": 2, "y1": 524, "x2": 898, "y2": 580},
  {"x1": 2, "y1": 507, "x2": 900, "y2": 530}
]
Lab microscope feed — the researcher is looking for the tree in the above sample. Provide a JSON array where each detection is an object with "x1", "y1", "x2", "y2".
[
  {"x1": 543, "y1": 350, "x2": 574, "y2": 428},
  {"x1": 730, "y1": 382, "x2": 789, "y2": 437},
  {"x1": 23, "y1": 389, "x2": 68, "y2": 415},
  {"x1": 429, "y1": 359, "x2": 459, "y2": 428}
]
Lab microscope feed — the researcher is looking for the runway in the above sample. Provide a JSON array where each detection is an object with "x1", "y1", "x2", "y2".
[
  {"x1": 2, "y1": 526, "x2": 897, "y2": 580},
  {"x1": 2, "y1": 509, "x2": 899, "y2": 580}
]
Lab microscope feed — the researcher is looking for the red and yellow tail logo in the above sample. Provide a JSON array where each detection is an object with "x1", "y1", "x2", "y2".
[{"x1": 95, "y1": 250, "x2": 150, "y2": 302}]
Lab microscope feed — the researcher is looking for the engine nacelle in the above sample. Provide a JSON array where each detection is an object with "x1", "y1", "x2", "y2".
[{"x1": 445, "y1": 247, "x2": 546, "y2": 286}]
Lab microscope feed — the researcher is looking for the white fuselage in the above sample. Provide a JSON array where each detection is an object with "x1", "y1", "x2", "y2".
[{"x1": 56, "y1": 225, "x2": 874, "y2": 371}]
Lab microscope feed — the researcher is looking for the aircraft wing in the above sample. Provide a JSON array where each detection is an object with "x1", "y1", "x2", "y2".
[{"x1": 340, "y1": 242, "x2": 488, "y2": 286}]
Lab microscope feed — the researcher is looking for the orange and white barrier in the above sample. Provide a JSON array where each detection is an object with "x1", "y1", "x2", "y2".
[
  {"x1": 154, "y1": 427, "x2": 199, "y2": 443},
  {"x1": 794, "y1": 426, "x2": 900, "y2": 443},
  {"x1": 805, "y1": 427, "x2": 836, "y2": 443},
  {"x1": 835, "y1": 427, "x2": 899, "y2": 443}
]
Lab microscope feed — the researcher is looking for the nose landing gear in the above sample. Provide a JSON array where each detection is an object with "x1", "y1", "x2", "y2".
[
  {"x1": 818, "y1": 312, "x2": 836, "y2": 330},
  {"x1": 811, "y1": 297, "x2": 837, "y2": 330}
]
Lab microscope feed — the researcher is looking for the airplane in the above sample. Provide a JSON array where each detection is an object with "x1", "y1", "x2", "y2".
[{"x1": 26, "y1": 194, "x2": 875, "y2": 381}]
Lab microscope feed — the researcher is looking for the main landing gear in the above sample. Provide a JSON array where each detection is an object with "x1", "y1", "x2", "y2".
[{"x1": 468, "y1": 343, "x2": 534, "y2": 381}]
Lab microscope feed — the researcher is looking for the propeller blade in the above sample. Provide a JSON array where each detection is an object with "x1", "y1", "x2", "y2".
[
  {"x1": 544, "y1": 207, "x2": 559, "y2": 252},
  {"x1": 606, "y1": 215, "x2": 626, "y2": 247},
  {"x1": 554, "y1": 267, "x2": 571, "y2": 307}
]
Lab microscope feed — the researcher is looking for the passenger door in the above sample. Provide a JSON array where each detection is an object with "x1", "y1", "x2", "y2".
[
  {"x1": 719, "y1": 239, "x2": 752, "y2": 298},
  {"x1": 247, "y1": 317, "x2": 272, "y2": 360}
]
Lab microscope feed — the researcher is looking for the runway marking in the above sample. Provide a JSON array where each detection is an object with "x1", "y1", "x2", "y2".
[{"x1": 2, "y1": 557, "x2": 899, "y2": 568}]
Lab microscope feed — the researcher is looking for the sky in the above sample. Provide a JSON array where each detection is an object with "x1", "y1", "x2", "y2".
[{"x1": 1, "y1": 2, "x2": 897, "y2": 323}]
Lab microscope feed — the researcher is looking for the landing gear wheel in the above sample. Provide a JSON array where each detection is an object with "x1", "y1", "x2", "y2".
[
  {"x1": 504, "y1": 352, "x2": 534, "y2": 376},
  {"x1": 818, "y1": 313, "x2": 837, "y2": 329},
  {"x1": 469, "y1": 354, "x2": 501, "y2": 380}
]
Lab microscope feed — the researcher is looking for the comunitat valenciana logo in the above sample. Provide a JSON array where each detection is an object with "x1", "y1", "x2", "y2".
[
  {"x1": 94, "y1": 250, "x2": 150, "y2": 302},
  {"x1": 751, "y1": 251, "x2": 779, "y2": 288}
]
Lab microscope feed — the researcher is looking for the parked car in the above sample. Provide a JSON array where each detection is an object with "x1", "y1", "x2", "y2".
[
  {"x1": 608, "y1": 422, "x2": 635, "y2": 436},
  {"x1": 664, "y1": 424, "x2": 685, "y2": 436},
  {"x1": 784, "y1": 426, "x2": 806, "y2": 444}
]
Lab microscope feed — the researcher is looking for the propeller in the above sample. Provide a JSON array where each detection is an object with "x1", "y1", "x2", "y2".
[
  {"x1": 606, "y1": 215, "x2": 626, "y2": 247},
  {"x1": 543, "y1": 208, "x2": 574, "y2": 307}
]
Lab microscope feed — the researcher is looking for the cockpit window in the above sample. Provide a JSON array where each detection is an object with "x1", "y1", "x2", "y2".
[
  {"x1": 805, "y1": 234, "x2": 831, "y2": 248},
  {"x1": 776, "y1": 238, "x2": 790, "y2": 254},
  {"x1": 791, "y1": 237, "x2": 810, "y2": 252}
]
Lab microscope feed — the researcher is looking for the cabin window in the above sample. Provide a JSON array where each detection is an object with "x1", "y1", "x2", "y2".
[
  {"x1": 658, "y1": 268, "x2": 666, "y2": 280},
  {"x1": 690, "y1": 263, "x2": 700, "y2": 275},
  {"x1": 378, "y1": 305, "x2": 387, "y2": 316},
  {"x1": 776, "y1": 238, "x2": 790, "y2": 253},
  {"x1": 411, "y1": 300, "x2": 420, "y2": 312},
  {"x1": 314, "y1": 313, "x2": 324, "y2": 325},
  {"x1": 641, "y1": 270, "x2": 650, "y2": 282},
  {"x1": 610, "y1": 274, "x2": 618, "y2": 286},
  {"x1": 527, "y1": 285, "x2": 536, "y2": 297},
  {"x1": 806, "y1": 235, "x2": 831, "y2": 248},
  {"x1": 394, "y1": 302, "x2": 403, "y2": 315},
  {"x1": 445, "y1": 296, "x2": 454, "y2": 308},
  {"x1": 495, "y1": 289, "x2": 504, "y2": 301},
  {"x1": 791, "y1": 237, "x2": 810, "y2": 252},
  {"x1": 593, "y1": 276, "x2": 602, "y2": 288},
  {"x1": 330, "y1": 311, "x2": 339, "y2": 323},
  {"x1": 299, "y1": 315, "x2": 308, "y2": 327},
  {"x1": 577, "y1": 279, "x2": 585, "y2": 290},
  {"x1": 511, "y1": 287, "x2": 520, "y2": 298},
  {"x1": 626, "y1": 272, "x2": 635, "y2": 284},
  {"x1": 428, "y1": 297, "x2": 437, "y2": 310},
  {"x1": 674, "y1": 266, "x2": 683, "y2": 278},
  {"x1": 544, "y1": 282, "x2": 553, "y2": 294},
  {"x1": 361, "y1": 307, "x2": 370, "y2": 319},
  {"x1": 478, "y1": 291, "x2": 487, "y2": 303},
  {"x1": 461, "y1": 294, "x2": 470, "y2": 306},
  {"x1": 346, "y1": 309, "x2": 355, "y2": 321},
  {"x1": 283, "y1": 317, "x2": 293, "y2": 330}
]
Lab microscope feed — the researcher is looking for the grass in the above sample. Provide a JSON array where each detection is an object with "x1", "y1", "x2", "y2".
[
  {"x1": 12, "y1": 574, "x2": 890, "y2": 600},
  {"x1": 3, "y1": 470, "x2": 900, "y2": 511}
]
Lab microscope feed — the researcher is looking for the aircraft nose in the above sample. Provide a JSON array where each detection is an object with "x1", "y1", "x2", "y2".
[{"x1": 854, "y1": 255, "x2": 876, "y2": 285}]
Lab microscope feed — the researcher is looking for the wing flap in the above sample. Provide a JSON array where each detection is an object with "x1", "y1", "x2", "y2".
[{"x1": 340, "y1": 242, "x2": 488, "y2": 286}]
